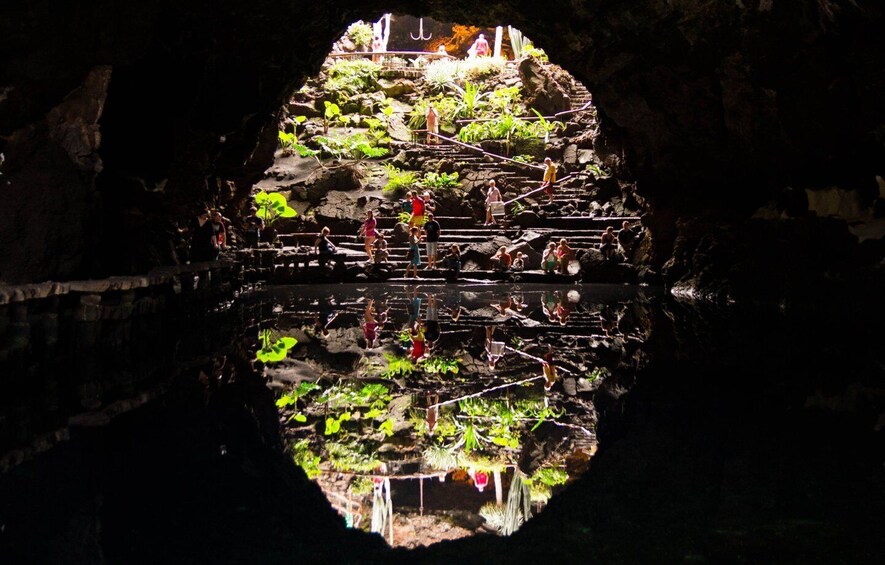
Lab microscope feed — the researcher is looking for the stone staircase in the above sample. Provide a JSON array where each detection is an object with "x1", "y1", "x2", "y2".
[{"x1": 570, "y1": 81, "x2": 592, "y2": 110}]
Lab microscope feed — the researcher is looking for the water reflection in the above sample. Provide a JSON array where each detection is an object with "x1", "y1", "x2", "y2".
[{"x1": 259, "y1": 283, "x2": 657, "y2": 547}]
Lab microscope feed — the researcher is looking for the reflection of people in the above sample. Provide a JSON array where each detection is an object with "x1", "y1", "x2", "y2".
[
  {"x1": 426, "y1": 394, "x2": 439, "y2": 435},
  {"x1": 541, "y1": 157, "x2": 557, "y2": 204},
  {"x1": 469, "y1": 468, "x2": 489, "y2": 492},
  {"x1": 314, "y1": 303, "x2": 338, "y2": 337},
  {"x1": 485, "y1": 326, "x2": 506, "y2": 369},
  {"x1": 406, "y1": 227, "x2": 422, "y2": 278},
  {"x1": 424, "y1": 294, "x2": 441, "y2": 348},
  {"x1": 410, "y1": 323, "x2": 426, "y2": 361},
  {"x1": 542, "y1": 350, "x2": 558, "y2": 391},
  {"x1": 425, "y1": 104, "x2": 439, "y2": 144},
  {"x1": 362, "y1": 299, "x2": 386, "y2": 349}
]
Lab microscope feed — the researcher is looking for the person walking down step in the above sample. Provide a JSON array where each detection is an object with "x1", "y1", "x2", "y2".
[
  {"x1": 425, "y1": 103, "x2": 439, "y2": 145},
  {"x1": 424, "y1": 213, "x2": 441, "y2": 269},
  {"x1": 541, "y1": 157, "x2": 557, "y2": 205},
  {"x1": 359, "y1": 210, "x2": 377, "y2": 263},
  {"x1": 484, "y1": 180, "x2": 502, "y2": 226}
]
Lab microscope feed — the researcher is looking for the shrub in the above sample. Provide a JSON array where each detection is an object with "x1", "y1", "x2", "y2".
[
  {"x1": 419, "y1": 171, "x2": 461, "y2": 192},
  {"x1": 254, "y1": 191, "x2": 298, "y2": 225},
  {"x1": 346, "y1": 21, "x2": 373, "y2": 51},
  {"x1": 383, "y1": 164, "x2": 418, "y2": 198},
  {"x1": 314, "y1": 132, "x2": 389, "y2": 160},
  {"x1": 324, "y1": 59, "x2": 381, "y2": 102},
  {"x1": 424, "y1": 59, "x2": 460, "y2": 91},
  {"x1": 460, "y1": 56, "x2": 506, "y2": 82}
]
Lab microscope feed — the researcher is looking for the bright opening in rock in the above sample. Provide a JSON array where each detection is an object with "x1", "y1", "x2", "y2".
[{"x1": 257, "y1": 15, "x2": 641, "y2": 547}]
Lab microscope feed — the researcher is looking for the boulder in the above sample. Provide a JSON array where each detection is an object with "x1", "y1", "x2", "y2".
[
  {"x1": 563, "y1": 144, "x2": 578, "y2": 165},
  {"x1": 462, "y1": 236, "x2": 512, "y2": 270},
  {"x1": 518, "y1": 57, "x2": 571, "y2": 115},
  {"x1": 514, "y1": 210, "x2": 540, "y2": 228},
  {"x1": 378, "y1": 78, "x2": 415, "y2": 98},
  {"x1": 506, "y1": 242, "x2": 542, "y2": 270},
  {"x1": 287, "y1": 102, "x2": 321, "y2": 118},
  {"x1": 314, "y1": 191, "x2": 363, "y2": 224},
  {"x1": 390, "y1": 222, "x2": 410, "y2": 244},
  {"x1": 304, "y1": 166, "x2": 363, "y2": 205},
  {"x1": 579, "y1": 248, "x2": 639, "y2": 283}
]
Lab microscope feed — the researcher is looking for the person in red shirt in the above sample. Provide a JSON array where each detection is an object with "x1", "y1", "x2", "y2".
[
  {"x1": 490, "y1": 246, "x2": 512, "y2": 271},
  {"x1": 409, "y1": 191, "x2": 426, "y2": 228},
  {"x1": 472, "y1": 34, "x2": 490, "y2": 57}
]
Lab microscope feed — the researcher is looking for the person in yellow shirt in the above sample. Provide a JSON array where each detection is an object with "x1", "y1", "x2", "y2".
[{"x1": 541, "y1": 157, "x2": 557, "y2": 204}]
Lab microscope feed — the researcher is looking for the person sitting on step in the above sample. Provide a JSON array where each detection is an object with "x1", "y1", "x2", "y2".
[
  {"x1": 373, "y1": 231, "x2": 389, "y2": 264},
  {"x1": 314, "y1": 226, "x2": 337, "y2": 269},
  {"x1": 511, "y1": 251, "x2": 525, "y2": 272},
  {"x1": 617, "y1": 220, "x2": 636, "y2": 257},
  {"x1": 444, "y1": 244, "x2": 461, "y2": 279},
  {"x1": 490, "y1": 246, "x2": 512, "y2": 271},
  {"x1": 600, "y1": 226, "x2": 616, "y2": 260}
]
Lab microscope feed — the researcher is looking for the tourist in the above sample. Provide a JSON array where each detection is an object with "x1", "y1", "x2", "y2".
[
  {"x1": 358, "y1": 210, "x2": 377, "y2": 262},
  {"x1": 485, "y1": 326, "x2": 506, "y2": 369},
  {"x1": 484, "y1": 179, "x2": 502, "y2": 226},
  {"x1": 424, "y1": 293, "x2": 441, "y2": 348},
  {"x1": 600, "y1": 226, "x2": 616, "y2": 260},
  {"x1": 373, "y1": 231, "x2": 389, "y2": 264},
  {"x1": 542, "y1": 289, "x2": 558, "y2": 322},
  {"x1": 617, "y1": 220, "x2": 636, "y2": 256},
  {"x1": 541, "y1": 157, "x2": 557, "y2": 204},
  {"x1": 556, "y1": 238, "x2": 573, "y2": 274},
  {"x1": 314, "y1": 226, "x2": 337, "y2": 269},
  {"x1": 473, "y1": 469, "x2": 489, "y2": 492},
  {"x1": 423, "y1": 190, "x2": 437, "y2": 217},
  {"x1": 471, "y1": 34, "x2": 490, "y2": 58},
  {"x1": 425, "y1": 103, "x2": 439, "y2": 145},
  {"x1": 424, "y1": 212, "x2": 441, "y2": 269},
  {"x1": 490, "y1": 246, "x2": 512, "y2": 271},
  {"x1": 542, "y1": 242, "x2": 558, "y2": 274},
  {"x1": 406, "y1": 285, "x2": 422, "y2": 328},
  {"x1": 444, "y1": 243, "x2": 461, "y2": 279},
  {"x1": 511, "y1": 251, "x2": 525, "y2": 272},
  {"x1": 210, "y1": 210, "x2": 227, "y2": 251},
  {"x1": 405, "y1": 226, "x2": 422, "y2": 278},
  {"x1": 243, "y1": 206, "x2": 264, "y2": 247},
  {"x1": 190, "y1": 207, "x2": 218, "y2": 262},
  {"x1": 409, "y1": 191, "x2": 426, "y2": 229},
  {"x1": 313, "y1": 304, "x2": 338, "y2": 338}
]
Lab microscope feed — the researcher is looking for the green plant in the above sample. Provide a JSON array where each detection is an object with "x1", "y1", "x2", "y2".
[
  {"x1": 293, "y1": 439, "x2": 322, "y2": 479},
  {"x1": 314, "y1": 132, "x2": 389, "y2": 160},
  {"x1": 460, "y1": 57, "x2": 506, "y2": 82},
  {"x1": 324, "y1": 59, "x2": 381, "y2": 103},
  {"x1": 448, "y1": 81, "x2": 489, "y2": 120},
  {"x1": 530, "y1": 109, "x2": 564, "y2": 143},
  {"x1": 511, "y1": 201, "x2": 526, "y2": 215},
  {"x1": 419, "y1": 171, "x2": 461, "y2": 191},
  {"x1": 584, "y1": 163, "x2": 612, "y2": 178},
  {"x1": 522, "y1": 44, "x2": 549, "y2": 62},
  {"x1": 383, "y1": 164, "x2": 418, "y2": 198},
  {"x1": 276, "y1": 381, "x2": 320, "y2": 408},
  {"x1": 585, "y1": 367, "x2": 608, "y2": 383},
  {"x1": 378, "y1": 418, "x2": 395, "y2": 437},
  {"x1": 511, "y1": 154, "x2": 534, "y2": 164},
  {"x1": 254, "y1": 191, "x2": 297, "y2": 225},
  {"x1": 423, "y1": 445, "x2": 461, "y2": 471},
  {"x1": 397, "y1": 211, "x2": 411, "y2": 224},
  {"x1": 327, "y1": 440, "x2": 382, "y2": 473},
  {"x1": 424, "y1": 59, "x2": 461, "y2": 91},
  {"x1": 346, "y1": 21, "x2": 373, "y2": 51},
  {"x1": 487, "y1": 86, "x2": 523, "y2": 115},
  {"x1": 255, "y1": 329, "x2": 297, "y2": 363}
]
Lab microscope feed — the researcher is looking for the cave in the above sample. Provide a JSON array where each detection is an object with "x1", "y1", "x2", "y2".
[{"x1": 1, "y1": 1, "x2": 884, "y2": 563}]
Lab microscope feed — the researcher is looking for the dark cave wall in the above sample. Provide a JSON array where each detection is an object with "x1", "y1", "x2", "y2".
[{"x1": 1, "y1": 0, "x2": 883, "y2": 283}]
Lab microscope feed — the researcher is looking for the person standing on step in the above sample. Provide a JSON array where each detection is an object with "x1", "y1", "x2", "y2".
[
  {"x1": 556, "y1": 238, "x2": 573, "y2": 274},
  {"x1": 444, "y1": 244, "x2": 461, "y2": 279},
  {"x1": 405, "y1": 226, "x2": 422, "y2": 278},
  {"x1": 542, "y1": 242, "x2": 558, "y2": 274},
  {"x1": 359, "y1": 210, "x2": 377, "y2": 263},
  {"x1": 425, "y1": 103, "x2": 439, "y2": 145},
  {"x1": 371, "y1": 35, "x2": 383, "y2": 63},
  {"x1": 484, "y1": 179, "x2": 502, "y2": 226},
  {"x1": 541, "y1": 157, "x2": 557, "y2": 205},
  {"x1": 409, "y1": 191, "x2": 426, "y2": 229},
  {"x1": 424, "y1": 212, "x2": 441, "y2": 269}
]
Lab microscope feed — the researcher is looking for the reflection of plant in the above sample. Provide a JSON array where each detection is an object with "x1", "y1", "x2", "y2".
[
  {"x1": 276, "y1": 381, "x2": 320, "y2": 408},
  {"x1": 327, "y1": 440, "x2": 382, "y2": 473},
  {"x1": 325, "y1": 412, "x2": 351, "y2": 435},
  {"x1": 421, "y1": 357, "x2": 461, "y2": 375},
  {"x1": 382, "y1": 353, "x2": 415, "y2": 378},
  {"x1": 320, "y1": 382, "x2": 392, "y2": 411},
  {"x1": 293, "y1": 439, "x2": 322, "y2": 479},
  {"x1": 423, "y1": 444, "x2": 461, "y2": 471},
  {"x1": 480, "y1": 502, "x2": 511, "y2": 534},
  {"x1": 424, "y1": 59, "x2": 460, "y2": 91},
  {"x1": 350, "y1": 476, "x2": 374, "y2": 496},
  {"x1": 255, "y1": 329, "x2": 297, "y2": 363},
  {"x1": 254, "y1": 191, "x2": 297, "y2": 226},
  {"x1": 503, "y1": 471, "x2": 532, "y2": 535},
  {"x1": 383, "y1": 164, "x2": 418, "y2": 198}
]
